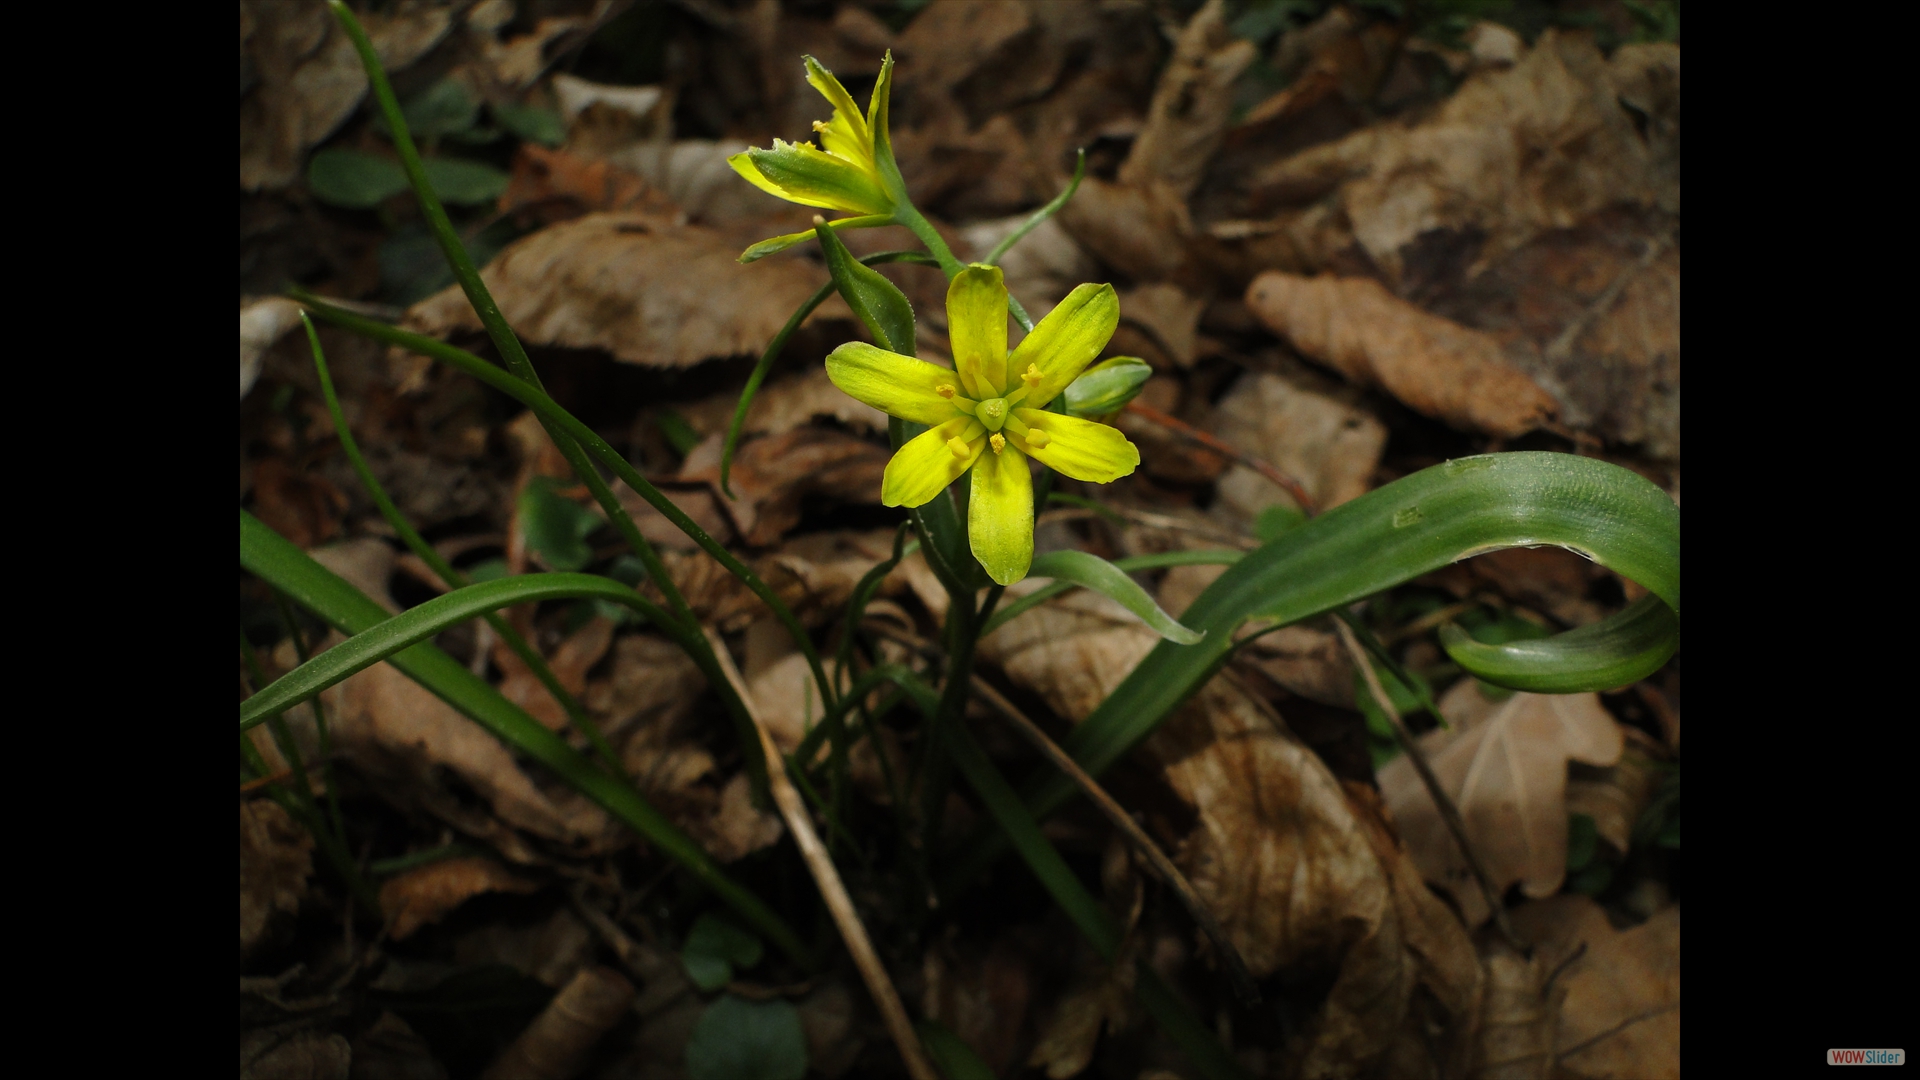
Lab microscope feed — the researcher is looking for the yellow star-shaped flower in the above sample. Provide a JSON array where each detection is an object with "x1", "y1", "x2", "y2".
[
  {"x1": 826, "y1": 265, "x2": 1140, "y2": 585},
  {"x1": 729, "y1": 54, "x2": 899, "y2": 262}
]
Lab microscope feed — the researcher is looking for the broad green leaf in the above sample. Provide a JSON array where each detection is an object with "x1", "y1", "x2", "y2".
[
  {"x1": 492, "y1": 102, "x2": 566, "y2": 146},
  {"x1": 1027, "y1": 550, "x2": 1204, "y2": 644},
  {"x1": 419, "y1": 156, "x2": 510, "y2": 204},
  {"x1": 518, "y1": 477, "x2": 601, "y2": 571},
  {"x1": 685, "y1": 995, "x2": 807, "y2": 1080},
  {"x1": 375, "y1": 76, "x2": 480, "y2": 141},
  {"x1": 681, "y1": 913, "x2": 763, "y2": 992},
  {"x1": 1440, "y1": 593, "x2": 1679, "y2": 692},
  {"x1": 949, "y1": 452, "x2": 1679, "y2": 889},
  {"x1": 307, "y1": 148, "x2": 409, "y2": 208},
  {"x1": 817, "y1": 219, "x2": 916, "y2": 356}
]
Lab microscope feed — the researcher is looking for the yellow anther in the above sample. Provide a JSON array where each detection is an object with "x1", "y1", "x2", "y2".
[
  {"x1": 1025, "y1": 429, "x2": 1050, "y2": 449},
  {"x1": 990, "y1": 433, "x2": 1006, "y2": 454},
  {"x1": 812, "y1": 120, "x2": 830, "y2": 133},
  {"x1": 936, "y1": 384, "x2": 956, "y2": 399},
  {"x1": 1022, "y1": 364, "x2": 1043, "y2": 389},
  {"x1": 947, "y1": 436, "x2": 971, "y2": 459}
]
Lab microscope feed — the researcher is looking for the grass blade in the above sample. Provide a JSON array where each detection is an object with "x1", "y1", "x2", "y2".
[{"x1": 240, "y1": 509, "x2": 812, "y2": 966}]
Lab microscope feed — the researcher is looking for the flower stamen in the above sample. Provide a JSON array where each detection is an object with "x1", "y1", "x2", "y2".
[
  {"x1": 989, "y1": 433, "x2": 1006, "y2": 454},
  {"x1": 947, "y1": 436, "x2": 972, "y2": 459}
]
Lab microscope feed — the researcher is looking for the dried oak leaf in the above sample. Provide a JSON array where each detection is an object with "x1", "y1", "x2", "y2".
[
  {"x1": 676, "y1": 366, "x2": 885, "y2": 446},
  {"x1": 1509, "y1": 895, "x2": 1679, "y2": 1079},
  {"x1": 1378, "y1": 683, "x2": 1624, "y2": 928},
  {"x1": 403, "y1": 213, "x2": 847, "y2": 367},
  {"x1": 380, "y1": 855, "x2": 542, "y2": 941},
  {"x1": 1207, "y1": 364, "x2": 1387, "y2": 518},
  {"x1": 1246, "y1": 272, "x2": 1559, "y2": 437},
  {"x1": 240, "y1": 800, "x2": 313, "y2": 961},
  {"x1": 239, "y1": 0, "x2": 454, "y2": 190},
  {"x1": 1243, "y1": 30, "x2": 1676, "y2": 287},
  {"x1": 1117, "y1": 0, "x2": 1257, "y2": 200},
  {"x1": 982, "y1": 593, "x2": 1479, "y2": 1078},
  {"x1": 678, "y1": 427, "x2": 890, "y2": 547},
  {"x1": 494, "y1": 614, "x2": 617, "y2": 733},
  {"x1": 480, "y1": 966, "x2": 636, "y2": 1080}
]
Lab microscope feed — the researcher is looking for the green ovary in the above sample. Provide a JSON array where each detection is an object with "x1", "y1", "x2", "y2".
[{"x1": 975, "y1": 397, "x2": 1008, "y2": 431}]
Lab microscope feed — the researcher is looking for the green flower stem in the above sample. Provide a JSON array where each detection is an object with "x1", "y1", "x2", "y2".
[
  {"x1": 303, "y1": 314, "x2": 628, "y2": 781},
  {"x1": 241, "y1": 510, "x2": 813, "y2": 966},
  {"x1": 891, "y1": 200, "x2": 967, "y2": 280},
  {"x1": 724, "y1": 251, "x2": 938, "y2": 497},
  {"x1": 984, "y1": 150, "x2": 1087, "y2": 266},
  {"x1": 295, "y1": 296, "x2": 835, "y2": 793},
  {"x1": 327, "y1": 2, "x2": 812, "y2": 783},
  {"x1": 239, "y1": 634, "x2": 380, "y2": 914},
  {"x1": 265, "y1": 591, "x2": 345, "y2": 839}
]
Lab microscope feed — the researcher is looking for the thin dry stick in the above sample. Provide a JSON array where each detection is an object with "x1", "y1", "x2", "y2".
[
  {"x1": 702, "y1": 629, "x2": 939, "y2": 1080},
  {"x1": 966, "y1": 674, "x2": 1263, "y2": 1005},
  {"x1": 240, "y1": 768, "x2": 296, "y2": 795},
  {"x1": 1124, "y1": 400, "x2": 1320, "y2": 515},
  {"x1": 1334, "y1": 618, "x2": 1524, "y2": 950}
]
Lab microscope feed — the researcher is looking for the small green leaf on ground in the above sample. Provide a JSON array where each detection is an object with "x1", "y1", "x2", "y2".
[
  {"x1": 308, "y1": 148, "x2": 409, "y2": 208},
  {"x1": 685, "y1": 995, "x2": 806, "y2": 1080},
  {"x1": 681, "y1": 912, "x2": 763, "y2": 992},
  {"x1": 518, "y1": 478, "x2": 602, "y2": 572}
]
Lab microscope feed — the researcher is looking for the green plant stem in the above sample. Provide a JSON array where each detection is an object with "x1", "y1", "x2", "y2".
[
  {"x1": 891, "y1": 202, "x2": 966, "y2": 280},
  {"x1": 724, "y1": 251, "x2": 937, "y2": 498},
  {"x1": 265, "y1": 593, "x2": 346, "y2": 840},
  {"x1": 293, "y1": 295, "x2": 833, "y2": 795},
  {"x1": 303, "y1": 313, "x2": 628, "y2": 781}
]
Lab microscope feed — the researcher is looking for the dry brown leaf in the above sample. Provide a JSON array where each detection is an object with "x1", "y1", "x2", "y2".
[
  {"x1": 454, "y1": 902, "x2": 599, "y2": 990},
  {"x1": 350, "y1": 1011, "x2": 448, "y2": 1080},
  {"x1": 481, "y1": 966, "x2": 636, "y2": 1080},
  {"x1": 380, "y1": 856, "x2": 542, "y2": 941},
  {"x1": 241, "y1": 297, "x2": 303, "y2": 400},
  {"x1": 494, "y1": 615, "x2": 617, "y2": 733},
  {"x1": 1509, "y1": 896, "x2": 1679, "y2": 1079},
  {"x1": 1379, "y1": 685, "x2": 1624, "y2": 928},
  {"x1": 1208, "y1": 364, "x2": 1387, "y2": 517},
  {"x1": 1058, "y1": 175, "x2": 1194, "y2": 285},
  {"x1": 1236, "y1": 623, "x2": 1355, "y2": 710},
  {"x1": 677, "y1": 366, "x2": 886, "y2": 445},
  {"x1": 1246, "y1": 272, "x2": 1559, "y2": 438},
  {"x1": 585, "y1": 632, "x2": 706, "y2": 743},
  {"x1": 1025, "y1": 969, "x2": 1131, "y2": 1080},
  {"x1": 1244, "y1": 30, "x2": 1676, "y2": 288},
  {"x1": 920, "y1": 935, "x2": 1037, "y2": 1076},
  {"x1": 251, "y1": 459, "x2": 351, "y2": 552},
  {"x1": 977, "y1": 584, "x2": 1159, "y2": 725},
  {"x1": 1146, "y1": 679, "x2": 1480, "y2": 1078},
  {"x1": 325, "y1": 658, "x2": 587, "y2": 849},
  {"x1": 1564, "y1": 726, "x2": 1667, "y2": 856},
  {"x1": 240, "y1": 800, "x2": 313, "y2": 961},
  {"x1": 240, "y1": 1028, "x2": 352, "y2": 1080},
  {"x1": 1117, "y1": 283, "x2": 1208, "y2": 368},
  {"x1": 404, "y1": 212, "x2": 847, "y2": 368},
  {"x1": 678, "y1": 427, "x2": 890, "y2": 547},
  {"x1": 500, "y1": 144, "x2": 677, "y2": 227},
  {"x1": 1118, "y1": 0, "x2": 1256, "y2": 199},
  {"x1": 239, "y1": 0, "x2": 454, "y2": 190}
]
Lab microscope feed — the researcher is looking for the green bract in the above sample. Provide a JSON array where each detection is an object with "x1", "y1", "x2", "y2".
[
  {"x1": 825, "y1": 265, "x2": 1140, "y2": 585},
  {"x1": 729, "y1": 55, "x2": 900, "y2": 262}
]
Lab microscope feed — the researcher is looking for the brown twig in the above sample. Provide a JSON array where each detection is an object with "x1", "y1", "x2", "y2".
[
  {"x1": 1123, "y1": 400, "x2": 1320, "y2": 515},
  {"x1": 1334, "y1": 618, "x2": 1525, "y2": 951},
  {"x1": 702, "y1": 629, "x2": 939, "y2": 1080},
  {"x1": 966, "y1": 675, "x2": 1263, "y2": 1005},
  {"x1": 240, "y1": 768, "x2": 296, "y2": 796}
]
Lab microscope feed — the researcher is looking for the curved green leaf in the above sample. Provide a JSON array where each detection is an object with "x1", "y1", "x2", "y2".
[
  {"x1": 1440, "y1": 592, "x2": 1679, "y2": 692},
  {"x1": 949, "y1": 452, "x2": 1678, "y2": 887},
  {"x1": 240, "y1": 572, "x2": 665, "y2": 732},
  {"x1": 307, "y1": 148, "x2": 408, "y2": 208},
  {"x1": 981, "y1": 548, "x2": 1242, "y2": 637},
  {"x1": 984, "y1": 148, "x2": 1086, "y2": 266},
  {"x1": 419, "y1": 156, "x2": 509, "y2": 205},
  {"x1": 239, "y1": 509, "x2": 811, "y2": 967},
  {"x1": 816, "y1": 219, "x2": 916, "y2": 356},
  {"x1": 1026, "y1": 550, "x2": 1205, "y2": 644}
]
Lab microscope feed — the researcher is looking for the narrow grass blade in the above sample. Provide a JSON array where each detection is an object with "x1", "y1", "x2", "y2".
[
  {"x1": 983, "y1": 148, "x2": 1085, "y2": 266},
  {"x1": 240, "y1": 509, "x2": 812, "y2": 966},
  {"x1": 1026, "y1": 549, "x2": 1205, "y2": 644},
  {"x1": 305, "y1": 312, "x2": 626, "y2": 778},
  {"x1": 241, "y1": 573, "x2": 676, "y2": 731},
  {"x1": 1440, "y1": 592, "x2": 1680, "y2": 692}
]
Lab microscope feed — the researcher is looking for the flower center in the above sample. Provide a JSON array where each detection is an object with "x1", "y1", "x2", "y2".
[{"x1": 975, "y1": 397, "x2": 1009, "y2": 432}]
